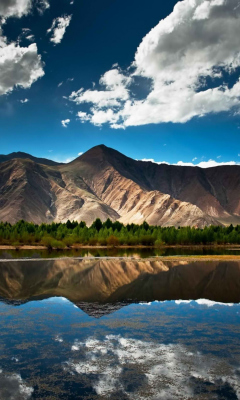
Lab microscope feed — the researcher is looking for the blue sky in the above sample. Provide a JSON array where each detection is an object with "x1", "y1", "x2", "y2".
[{"x1": 0, "y1": 0, "x2": 240, "y2": 166}]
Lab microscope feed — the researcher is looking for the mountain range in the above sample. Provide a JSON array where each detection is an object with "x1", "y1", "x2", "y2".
[{"x1": 0, "y1": 145, "x2": 240, "y2": 227}]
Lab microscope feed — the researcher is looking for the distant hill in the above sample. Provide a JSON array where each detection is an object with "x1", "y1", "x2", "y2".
[
  {"x1": 0, "y1": 152, "x2": 60, "y2": 166},
  {"x1": 0, "y1": 144, "x2": 240, "y2": 227}
]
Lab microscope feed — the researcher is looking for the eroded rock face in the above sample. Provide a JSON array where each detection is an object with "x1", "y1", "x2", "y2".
[
  {"x1": 0, "y1": 144, "x2": 240, "y2": 226},
  {"x1": 0, "y1": 259, "x2": 240, "y2": 313}
]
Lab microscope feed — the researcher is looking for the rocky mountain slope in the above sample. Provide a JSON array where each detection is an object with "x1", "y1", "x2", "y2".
[{"x1": 0, "y1": 145, "x2": 239, "y2": 227}]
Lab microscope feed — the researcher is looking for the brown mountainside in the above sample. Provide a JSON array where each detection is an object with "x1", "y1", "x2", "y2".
[{"x1": 0, "y1": 145, "x2": 239, "y2": 226}]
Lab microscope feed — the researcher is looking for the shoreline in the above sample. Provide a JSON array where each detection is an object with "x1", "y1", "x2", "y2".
[
  {"x1": 0, "y1": 244, "x2": 240, "y2": 250},
  {"x1": 0, "y1": 255, "x2": 240, "y2": 262}
]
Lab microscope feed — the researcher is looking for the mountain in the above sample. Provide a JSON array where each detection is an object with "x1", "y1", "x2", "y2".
[
  {"x1": 0, "y1": 151, "x2": 60, "y2": 166},
  {"x1": 0, "y1": 144, "x2": 240, "y2": 226},
  {"x1": 0, "y1": 259, "x2": 239, "y2": 316}
]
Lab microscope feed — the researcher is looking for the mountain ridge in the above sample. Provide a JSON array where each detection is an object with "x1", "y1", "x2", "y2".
[
  {"x1": 0, "y1": 151, "x2": 61, "y2": 166},
  {"x1": 0, "y1": 145, "x2": 239, "y2": 227}
]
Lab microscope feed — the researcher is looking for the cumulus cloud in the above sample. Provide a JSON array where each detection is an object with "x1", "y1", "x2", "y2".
[
  {"x1": 139, "y1": 158, "x2": 240, "y2": 168},
  {"x1": 36, "y1": 0, "x2": 49, "y2": 15},
  {"x1": 71, "y1": 69, "x2": 131, "y2": 108},
  {"x1": 71, "y1": 69, "x2": 132, "y2": 127},
  {"x1": 76, "y1": 111, "x2": 91, "y2": 123},
  {"x1": 20, "y1": 98, "x2": 29, "y2": 103},
  {"x1": 0, "y1": 370, "x2": 33, "y2": 399},
  {"x1": 61, "y1": 118, "x2": 70, "y2": 127},
  {"x1": 0, "y1": 42, "x2": 44, "y2": 96},
  {"x1": 0, "y1": 2, "x2": 45, "y2": 97},
  {"x1": 0, "y1": 0, "x2": 32, "y2": 18},
  {"x1": 71, "y1": 0, "x2": 240, "y2": 128},
  {"x1": 0, "y1": 0, "x2": 49, "y2": 18},
  {"x1": 65, "y1": 335, "x2": 240, "y2": 399},
  {"x1": 47, "y1": 15, "x2": 72, "y2": 45}
]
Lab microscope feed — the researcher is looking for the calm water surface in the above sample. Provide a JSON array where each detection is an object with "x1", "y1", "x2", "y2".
[
  {"x1": 0, "y1": 257, "x2": 239, "y2": 399},
  {"x1": 1, "y1": 246, "x2": 240, "y2": 259}
]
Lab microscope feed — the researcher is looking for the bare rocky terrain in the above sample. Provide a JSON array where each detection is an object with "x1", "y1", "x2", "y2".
[{"x1": 0, "y1": 144, "x2": 240, "y2": 227}]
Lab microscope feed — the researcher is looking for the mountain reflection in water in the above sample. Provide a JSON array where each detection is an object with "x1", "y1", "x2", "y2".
[
  {"x1": 0, "y1": 258, "x2": 239, "y2": 399},
  {"x1": 0, "y1": 258, "x2": 240, "y2": 311}
]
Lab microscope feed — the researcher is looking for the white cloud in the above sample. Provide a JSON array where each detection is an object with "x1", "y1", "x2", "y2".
[
  {"x1": 0, "y1": 42, "x2": 44, "y2": 96},
  {"x1": 58, "y1": 81, "x2": 63, "y2": 87},
  {"x1": 0, "y1": 0, "x2": 32, "y2": 18},
  {"x1": 0, "y1": 3, "x2": 45, "y2": 97},
  {"x1": 47, "y1": 15, "x2": 72, "y2": 45},
  {"x1": 65, "y1": 334, "x2": 240, "y2": 399},
  {"x1": 0, "y1": 0, "x2": 49, "y2": 18},
  {"x1": 36, "y1": 0, "x2": 50, "y2": 15},
  {"x1": 78, "y1": 152, "x2": 83, "y2": 156},
  {"x1": 192, "y1": 157, "x2": 197, "y2": 161},
  {"x1": 177, "y1": 160, "x2": 239, "y2": 167},
  {"x1": 63, "y1": 157, "x2": 75, "y2": 163},
  {"x1": 20, "y1": 98, "x2": 29, "y2": 103},
  {"x1": 51, "y1": 155, "x2": 76, "y2": 163},
  {"x1": 25, "y1": 34, "x2": 34, "y2": 41},
  {"x1": 71, "y1": 0, "x2": 240, "y2": 128},
  {"x1": 61, "y1": 119, "x2": 70, "y2": 128},
  {"x1": 71, "y1": 69, "x2": 131, "y2": 109},
  {"x1": 139, "y1": 158, "x2": 240, "y2": 168},
  {"x1": 77, "y1": 111, "x2": 91, "y2": 123}
]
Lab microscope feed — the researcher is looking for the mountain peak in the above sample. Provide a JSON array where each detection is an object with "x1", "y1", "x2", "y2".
[{"x1": 72, "y1": 144, "x2": 125, "y2": 164}]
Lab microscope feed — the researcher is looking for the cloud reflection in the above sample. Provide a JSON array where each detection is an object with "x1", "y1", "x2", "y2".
[
  {"x1": 0, "y1": 370, "x2": 33, "y2": 399},
  {"x1": 65, "y1": 335, "x2": 240, "y2": 399}
]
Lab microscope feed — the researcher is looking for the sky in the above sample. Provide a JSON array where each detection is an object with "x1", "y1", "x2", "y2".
[{"x1": 0, "y1": 0, "x2": 240, "y2": 166}]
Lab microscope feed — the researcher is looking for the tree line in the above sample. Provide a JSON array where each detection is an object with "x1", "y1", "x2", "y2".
[{"x1": 0, "y1": 219, "x2": 240, "y2": 248}]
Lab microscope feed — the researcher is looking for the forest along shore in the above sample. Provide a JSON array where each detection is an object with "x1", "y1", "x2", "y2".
[{"x1": 1, "y1": 219, "x2": 240, "y2": 249}]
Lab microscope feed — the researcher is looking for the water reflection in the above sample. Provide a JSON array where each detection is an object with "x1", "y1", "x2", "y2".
[
  {"x1": 1, "y1": 246, "x2": 240, "y2": 259},
  {"x1": 0, "y1": 259, "x2": 240, "y2": 309},
  {"x1": 0, "y1": 259, "x2": 239, "y2": 399},
  {"x1": 66, "y1": 333, "x2": 240, "y2": 399},
  {"x1": 0, "y1": 298, "x2": 239, "y2": 399}
]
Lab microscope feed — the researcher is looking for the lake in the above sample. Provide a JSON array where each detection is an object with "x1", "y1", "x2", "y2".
[
  {"x1": 0, "y1": 257, "x2": 239, "y2": 399},
  {"x1": 1, "y1": 246, "x2": 240, "y2": 259}
]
